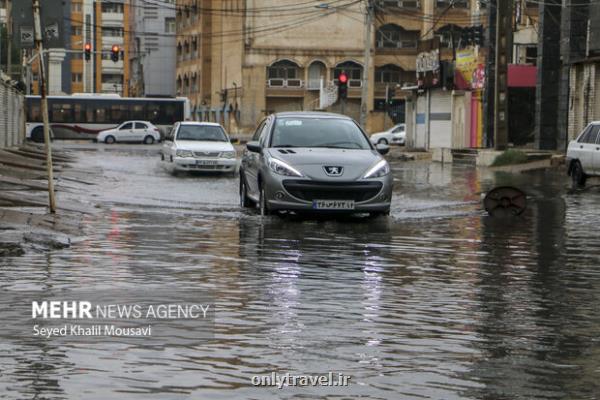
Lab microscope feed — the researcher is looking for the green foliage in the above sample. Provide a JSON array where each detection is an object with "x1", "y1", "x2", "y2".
[{"x1": 491, "y1": 149, "x2": 529, "y2": 166}]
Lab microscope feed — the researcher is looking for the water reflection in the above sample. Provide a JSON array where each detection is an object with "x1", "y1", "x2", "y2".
[{"x1": 2, "y1": 153, "x2": 600, "y2": 399}]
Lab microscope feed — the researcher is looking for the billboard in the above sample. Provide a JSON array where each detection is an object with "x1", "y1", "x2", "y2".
[
  {"x1": 11, "y1": 0, "x2": 65, "y2": 49},
  {"x1": 416, "y1": 38, "x2": 441, "y2": 89}
]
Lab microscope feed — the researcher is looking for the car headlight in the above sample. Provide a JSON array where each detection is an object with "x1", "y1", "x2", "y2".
[
  {"x1": 363, "y1": 159, "x2": 390, "y2": 179},
  {"x1": 176, "y1": 150, "x2": 194, "y2": 158},
  {"x1": 267, "y1": 157, "x2": 303, "y2": 177},
  {"x1": 221, "y1": 151, "x2": 237, "y2": 159}
]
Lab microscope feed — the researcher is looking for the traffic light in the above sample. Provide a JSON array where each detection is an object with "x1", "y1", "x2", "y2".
[
  {"x1": 111, "y1": 45, "x2": 120, "y2": 63},
  {"x1": 338, "y1": 72, "x2": 348, "y2": 100},
  {"x1": 84, "y1": 43, "x2": 92, "y2": 61}
]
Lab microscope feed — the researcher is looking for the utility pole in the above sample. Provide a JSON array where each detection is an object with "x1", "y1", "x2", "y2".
[
  {"x1": 6, "y1": 0, "x2": 11, "y2": 77},
  {"x1": 33, "y1": 0, "x2": 56, "y2": 213},
  {"x1": 493, "y1": 0, "x2": 513, "y2": 150},
  {"x1": 360, "y1": 0, "x2": 373, "y2": 129}
]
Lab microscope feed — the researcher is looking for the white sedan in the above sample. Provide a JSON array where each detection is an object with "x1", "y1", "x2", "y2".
[
  {"x1": 161, "y1": 122, "x2": 237, "y2": 174},
  {"x1": 97, "y1": 121, "x2": 161, "y2": 144},
  {"x1": 370, "y1": 123, "x2": 406, "y2": 146},
  {"x1": 566, "y1": 121, "x2": 600, "y2": 187}
]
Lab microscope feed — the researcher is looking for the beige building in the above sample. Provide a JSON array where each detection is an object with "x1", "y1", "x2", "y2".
[{"x1": 176, "y1": 0, "x2": 485, "y2": 133}]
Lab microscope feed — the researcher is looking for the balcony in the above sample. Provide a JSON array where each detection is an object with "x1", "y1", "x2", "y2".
[
  {"x1": 102, "y1": 59, "x2": 124, "y2": 73},
  {"x1": 265, "y1": 79, "x2": 305, "y2": 97},
  {"x1": 101, "y1": 36, "x2": 124, "y2": 47},
  {"x1": 102, "y1": 12, "x2": 124, "y2": 27},
  {"x1": 102, "y1": 83, "x2": 123, "y2": 93}
]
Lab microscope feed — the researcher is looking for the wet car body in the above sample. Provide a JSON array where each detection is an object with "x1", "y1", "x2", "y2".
[
  {"x1": 239, "y1": 112, "x2": 393, "y2": 216},
  {"x1": 161, "y1": 122, "x2": 237, "y2": 174}
]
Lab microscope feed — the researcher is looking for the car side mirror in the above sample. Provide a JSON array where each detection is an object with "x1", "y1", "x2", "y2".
[
  {"x1": 246, "y1": 141, "x2": 262, "y2": 153},
  {"x1": 376, "y1": 143, "x2": 390, "y2": 155}
]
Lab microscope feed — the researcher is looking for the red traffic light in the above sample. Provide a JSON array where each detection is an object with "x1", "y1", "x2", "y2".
[
  {"x1": 111, "y1": 45, "x2": 120, "y2": 53},
  {"x1": 84, "y1": 43, "x2": 91, "y2": 51},
  {"x1": 339, "y1": 73, "x2": 348, "y2": 84},
  {"x1": 111, "y1": 45, "x2": 120, "y2": 62}
]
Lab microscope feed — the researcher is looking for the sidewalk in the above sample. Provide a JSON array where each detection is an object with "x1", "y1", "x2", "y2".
[{"x1": 0, "y1": 144, "x2": 99, "y2": 256}]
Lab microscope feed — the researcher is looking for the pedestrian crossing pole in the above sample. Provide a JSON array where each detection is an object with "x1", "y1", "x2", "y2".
[
  {"x1": 32, "y1": 0, "x2": 56, "y2": 213},
  {"x1": 493, "y1": 0, "x2": 513, "y2": 150},
  {"x1": 360, "y1": 0, "x2": 374, "y2": 129}
]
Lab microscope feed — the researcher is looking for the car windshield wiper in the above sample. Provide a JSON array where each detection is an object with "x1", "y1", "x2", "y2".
[{"x1": 273, "y1": 144, "x2": 300, "y2": 148}]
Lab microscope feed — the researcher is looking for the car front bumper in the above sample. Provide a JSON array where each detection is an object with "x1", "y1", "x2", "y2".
[
  {"x1": 172, "y1": 157, "x2": 237, "y2": 172},
  {"x1": 262, "y1": 173, "x2": 393, "y2": 213}
]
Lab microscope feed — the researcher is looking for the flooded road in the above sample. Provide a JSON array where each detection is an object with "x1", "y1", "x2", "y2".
[{"x1": 2, "y1": 147, "x2": 600, "y2": 399}]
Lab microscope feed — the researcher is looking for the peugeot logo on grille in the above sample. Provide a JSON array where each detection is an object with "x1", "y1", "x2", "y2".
[{"x1": 323, "y1": 166, "x2": 343, "y2": 176}]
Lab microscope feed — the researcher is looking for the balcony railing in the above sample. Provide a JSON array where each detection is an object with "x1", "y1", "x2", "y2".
[{"x1": 267, "y1": 79, "x2": 304, "y2": 88}]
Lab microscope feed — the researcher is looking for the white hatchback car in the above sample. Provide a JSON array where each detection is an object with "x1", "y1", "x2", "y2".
[
  {"x1": 161, "y1": 122, "x2": 237, "y2": 174},
  {"x1": 370, "y1": 123, "x2": 406, "y2": 146},
  {"x1": 567, "y1": 121, "x2": 600, "y2": 187},
  {"x1": 97, "y1": 121, "x2": 161, "y2": 144}
]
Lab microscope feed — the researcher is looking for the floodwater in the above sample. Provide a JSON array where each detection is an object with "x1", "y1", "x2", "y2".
[{"x1": 2, "y1": 147, "x2": 600, "y2": 399}]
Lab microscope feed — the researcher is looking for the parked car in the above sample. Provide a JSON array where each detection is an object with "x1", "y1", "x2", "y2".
[
  {"x1": 370, "y1": 123, "x2": 406, "y2": 146},
  {"x1": 161, "y1": 122, "x2": 237, "y2": 174},
  {"x1": 567, "y1": 121, "x2": 600, "y2": 187},
  {"x1": 97, "y1": 121, "x2": 161, "y2": 144},
  {"x1": 239, "y1": 112, "x2": 392, "y2": 217}
]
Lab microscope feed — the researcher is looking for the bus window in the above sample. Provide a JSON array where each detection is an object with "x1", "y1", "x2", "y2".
[
  {"x1": 146, "y1": 102, "x2": 160, "y2": 123},
  {"x1": 164, "y1": 104, "x2": 177, "y2": 124},
  {"x1": 84, "y1": 101, "x2": 94, "y2": 123},
  {"x1": 131, "y1": 103, "x2": 145, "y2": 120},
  {"x1": 111, "y1": 104, "x2": 129, "y2": 122},
  {"x1": 95, "y1": 105, "x2": 109, "y2": 123},
  {"x1": 73, "y1": 102, "x2": 85, "y2": 123},
  {"x1": 27, "y1": 100, "x2": 42, "y2": 122},
  {"x1": 51, "y1": 103, "x2": 73, "y2": 122}
]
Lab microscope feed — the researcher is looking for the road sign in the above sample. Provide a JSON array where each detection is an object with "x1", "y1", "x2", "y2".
[{"x1": 12, "y1": 0, "x2": 64, "y2": 49}]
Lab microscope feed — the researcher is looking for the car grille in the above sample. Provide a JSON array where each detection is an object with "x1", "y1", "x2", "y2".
[
  {"x1": 282, "y1": 180, "x2": 383, "y2": 202},
  {"x1": 193, "y1": 151, "x2": 221, "y2": 158}
]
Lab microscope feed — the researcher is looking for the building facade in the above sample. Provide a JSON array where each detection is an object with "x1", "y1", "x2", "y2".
[
  {"x1": 176, "y1": 0, "x2": 493, "y2": 134},
  {"x1": 29, "y1": 0, "x2": 131, "y2": 95},
  {"x1": 129, "y1": 0, "x2": 176, "y2": 97}
]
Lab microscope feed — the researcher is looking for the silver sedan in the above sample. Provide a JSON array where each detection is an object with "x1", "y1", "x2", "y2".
[{"x1": 239, "y1": 112, "x2": 393, "y2": 217}]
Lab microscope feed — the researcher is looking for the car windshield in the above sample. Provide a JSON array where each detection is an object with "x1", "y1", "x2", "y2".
[
  {"x1": 270, "y1": 117, "x2": 372, "y2": 149},
  {"x1": 177, "y1": 125, "x2": 227, "y2": 141}
]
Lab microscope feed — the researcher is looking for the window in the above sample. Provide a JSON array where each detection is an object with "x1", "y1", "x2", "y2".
[
  {"x1": 334, "y1": 61, "x2": 363, "y2": 81},
  {"x1": 51, "y1": 103, "x2": 73, "y2": 123},
  {"x1": 101, "y1": 2, "x2": 124, "y2": 13},
  {"x1": 72, "y1": 25, "x2": 82, "y2": 36},
  {"x1": 376, "y1": 24, "x2": 419, "y2": 49},
  {"x1": 271, "y1": 118, "x2": 371, "y2": 150},
  {"x1": 252, "y1": 120, "x2": 267, "y2": 141},
  {"x1": 110, "y1": 105, "x2": 128, "y2": 121},
  {"x1": 379, "y1": 0, "x2": 420, "y2": 7},
  {"x1": 102, "y1": 27, "x2": 124, "y2": 37},
  {"x1": 102, "y1": 74, "x2": 123, "y2": 84},
  {"x1": 268, "y1": 60, "x2": 299, "y2": 80},
  {"x1": 120, "y1": 122, "x2": 133, "y2": 130},
  {"x1": 436, "y1": 0, "x2": 469, "y2": 8},
  {"x1": 375, "y1": 65, "x2": 406, "y2": 83},
  {"x1": 71, "y1": 2, "x2": 82, "y2": 12},
  {"x1": 579, "y1": 125, "x2": 600, "y2": 143},
  {"x1": 135, "y1": 122, "x2": 148, "y2": 130},
  {"x1": 165, "y1": 18, "x2": 176, "y2": 33},
  {"x1": 72, "y1": 73, "x2": 83, "y2": 83},
  {"x1": 131, "y1": 104, "x2": 145, "y2": 120}
]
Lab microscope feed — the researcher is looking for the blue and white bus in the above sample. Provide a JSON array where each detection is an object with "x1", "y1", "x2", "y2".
[{"x1": 25, "y1": 94, "x2": 191, "y2": 142}]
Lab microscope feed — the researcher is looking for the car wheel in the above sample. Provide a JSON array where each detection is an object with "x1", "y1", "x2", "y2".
[
  {"x1": 571, "y1": 161, "x2": 587, "y2": 188},
  {"x1": 378, "y1": 138, "x2": 389, "y2": 145},
  {"x1": 31, "y1": 127, "x2": 44, "y2": 143},
  {"x1": 259, "y1": 186, "x2": 271, "y2": 216},
  {"x1": 240, "y1": 175, "x2": 254, "y2": 208},
  {"x1": 105, "y1": 135, "x2": 116, "y2": 144},
  {"x1": 143, "y1": 135, "x2": 155, "y2": 145}
]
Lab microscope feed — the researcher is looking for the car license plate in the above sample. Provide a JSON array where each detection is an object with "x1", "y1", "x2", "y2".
[
  {"x1": 312, "y1": 200, "x2": 355, "y2": 210},
  {"x1": 196, "y1": 160, "x2": 217, "y2": 166}
]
